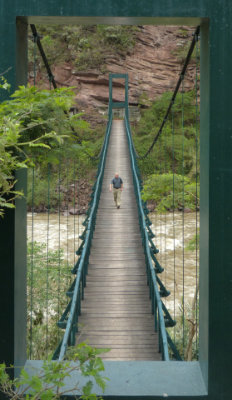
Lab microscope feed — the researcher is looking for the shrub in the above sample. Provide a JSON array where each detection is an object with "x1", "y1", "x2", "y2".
[{"x1": 142, "y1": 173, "x2": 199, "y2": 212}]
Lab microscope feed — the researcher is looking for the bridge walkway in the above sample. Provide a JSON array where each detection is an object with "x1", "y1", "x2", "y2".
[{"x1": 76, "y1": 119, "x2": 161, "y2": 361}]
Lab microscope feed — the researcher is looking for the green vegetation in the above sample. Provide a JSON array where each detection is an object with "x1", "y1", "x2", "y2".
[
  {"x1": 186, "y1": 232, "x2": 199, "y2": 251},
  {"x1": 29, "y1": 25, "x2": 138, "y2": 74},
  {"x1": 0, "y1": 81, "x2": 76, "y2": 215},
  {"x1": 0, "y1": 81, "x2": 104, "y2": 215},
  {"x1": 176, "y1": 28, "x2": 190, "y2": 38},
  {"x1": 135, "y1": 90, "x2": 200, "y2": 359},
  {"x1": 26, "y1": 138, "x2": 101, "y2": 212},
  {"x1": 168, "y1": 287, "x2": 199, "y2": 361},
  {"x1": 142, "y1": 173, "x2": 199, "y2": 212},
  {"x1": 0, "y1": 344, "x2": 108, "y2": 400},
  {"x1": 133, "y1": 90, "x2": 199, "y2": 212},
  {"x1": 172, "y1": 39, "x2": 199, "y2": 63},
  {"x1": 0, "y1": 240, "x2": 109, "y2": 399},
  {"x1": 27, "y1": 242, "x2": 71, "y2": 359},
  {"x1": 171, "y1": 27, "x2": 200, "y2": 63}
]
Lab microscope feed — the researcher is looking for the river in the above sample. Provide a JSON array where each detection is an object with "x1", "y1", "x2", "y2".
[
  {"x1": 27, "y1": 211, "x2": 199, "y2": 317},
  {"x1": 150, "y1": 212, "x2": 199, "y2": 317}
]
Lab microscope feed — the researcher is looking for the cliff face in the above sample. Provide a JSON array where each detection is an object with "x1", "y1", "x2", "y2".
[{"x1": 34, "y1": 25, "x2": 196, "y2": 115}]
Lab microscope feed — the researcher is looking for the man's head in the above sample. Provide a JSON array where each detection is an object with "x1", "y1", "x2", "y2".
[{"x1": 115, "y1": 172, "x2": 119, "y2": 178}]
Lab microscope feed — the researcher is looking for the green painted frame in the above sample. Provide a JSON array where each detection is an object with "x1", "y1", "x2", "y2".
[
  {"x1": 0, "y1": 1, "x2": 231, "y2": 399},
  {"x1": 109, "y1": 73, "x2": 129, "y2": 116}
]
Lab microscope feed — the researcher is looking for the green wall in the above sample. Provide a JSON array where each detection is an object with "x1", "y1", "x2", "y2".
[{"x1": 0, "y1": 1, "x2": 231, "y2": 399}]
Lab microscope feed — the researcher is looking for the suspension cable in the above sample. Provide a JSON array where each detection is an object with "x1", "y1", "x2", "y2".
[
  {"x1": 29, "y1": 38, "x2": 36, "y2": 359},
  {"x1": 158, "y1": 138, "x2": 163, "y2": 267},
  {"x1": 57, "y1": 153, "x2": 61, "y2": 342},
  {"x1": 171, "y1": 108, "x2": 176, "y2": 345},
  {"x1": 164, "y1": 117, "x2": 167, "y2": 305},
  {"x1": 73, "y1": 160, "x2": 76, "y2": 268},
  {"x1": 195, "y1": 33, "x2": 200, "y2": 355},
  {"x1": 30, "y1": 24, "x2": 57, "y2": 89},
  {"x1": 66, "y1": 163, "x2": 70, "y2": 289},
  {"x1": 29, "y1": 167, "x2": 35, "y2": 359},
  {"x1": 30, "y1": 24, "x2": 81, "y2": 142},
  {"x1": 32, "y1": 30, "x2": 37, "y2": 86},
  {"x1": 46, "y1": 163, "x2": 51, "y2": 359},
  {"x1": 181, "y1": 79, "x2": 185, "y2": 357},
  {"x1": 30, "y1": 24, "x2": 103, "y2": 161},
  {"x1": 137, "y1": 25, "x2": 200, "y2": 159}
]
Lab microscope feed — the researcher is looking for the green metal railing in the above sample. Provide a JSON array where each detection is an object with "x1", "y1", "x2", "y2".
[
  {"x1": 53, "y1": 112, "x2": 113, "y2": 361},
  {"x1": 124, "y1": 113, "x2": 180, "y2": 361}
]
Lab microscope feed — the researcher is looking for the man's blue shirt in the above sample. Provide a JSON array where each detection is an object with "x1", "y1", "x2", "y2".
[{"x1": 111, "y1": 177, "x2": 123, "y2": 189}]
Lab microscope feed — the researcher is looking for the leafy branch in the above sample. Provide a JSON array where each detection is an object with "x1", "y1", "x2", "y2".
[
  {"x1": 0, "y1": 344, "x2": 109, "y2": 400},
  {"x1": 0, "y1": 80, "x2": 82, "y2": 216}
]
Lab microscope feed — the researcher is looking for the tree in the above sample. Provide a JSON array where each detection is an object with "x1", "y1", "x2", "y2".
[{"x1": 0, "y1": 79, "x2": 87, "y2": 216}]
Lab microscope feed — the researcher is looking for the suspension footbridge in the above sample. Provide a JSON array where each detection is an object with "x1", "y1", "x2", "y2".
[
  {"x1": 41, "y1": 25, "x2": 203, "y2": 362},
  {"x1": 53, "y1": 28, "x2": 201, "y2": 361},
  {"x1": 16, "y1": 23, "x2": 202, "y2": 363},
  {"x1": 75, "y1": 119, "x2": 161, "y2": 361},
  {"x1": 55, "y1": 99, "x2": 176, "y2": 361},
  {"x1": 1, "y1": 3, "x2": 231, "y2": 399}
]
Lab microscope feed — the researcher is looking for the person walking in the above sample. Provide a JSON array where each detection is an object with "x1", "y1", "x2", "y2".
[{"x1": 109, "y1": 172, "x2": 123, "y2": 209}]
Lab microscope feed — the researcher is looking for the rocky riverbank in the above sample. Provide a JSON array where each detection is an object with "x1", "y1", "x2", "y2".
[{"x1": 27, "y1": 178, "x2": 92, "y2": 215}]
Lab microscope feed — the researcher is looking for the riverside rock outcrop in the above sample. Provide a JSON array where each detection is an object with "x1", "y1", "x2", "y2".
[{"x1": 33, "y1": 25, "x2": 196, "y2": 114}]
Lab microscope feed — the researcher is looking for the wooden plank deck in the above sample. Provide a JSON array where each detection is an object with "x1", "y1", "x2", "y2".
[{"x1": 76, "y1": 119, "x2": 161, "y2": 361}]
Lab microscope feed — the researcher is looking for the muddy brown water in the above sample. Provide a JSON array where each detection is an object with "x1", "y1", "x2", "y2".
[
  {"x1": 150, "y1": 212, "x2": 199, "y2": 316},
  {"x1": 27, "y1": 213, "x2": 85, "y2": 266},
  {"x1": 27, "y1": 211, "x2": 199, "y2": 316}
]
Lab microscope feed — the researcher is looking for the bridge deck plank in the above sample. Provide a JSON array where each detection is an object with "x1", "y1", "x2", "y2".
[{"x1": 76, "y1": 120, "x2": 161, "y2": 361}]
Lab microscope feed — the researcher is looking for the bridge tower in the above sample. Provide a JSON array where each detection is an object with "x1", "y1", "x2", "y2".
[{"x1": 109, "y1": 73, "x2": 129, "y2": 118}]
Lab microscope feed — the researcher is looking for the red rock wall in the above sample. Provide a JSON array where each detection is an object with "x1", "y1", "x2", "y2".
[{"x1": 31, "y1": 26, "x2": 196, "y2": 113}]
